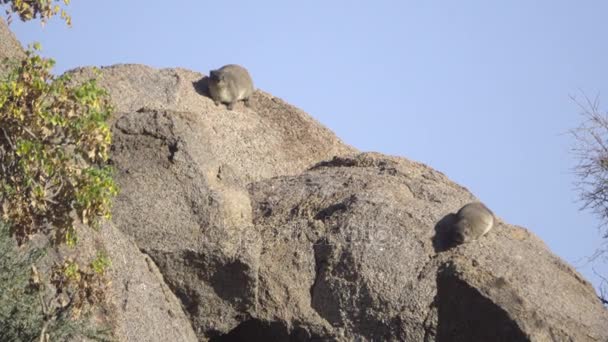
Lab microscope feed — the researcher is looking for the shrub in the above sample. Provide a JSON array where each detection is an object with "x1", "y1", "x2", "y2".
[
  {"x1": 1, "y1": 0, "x2": 71, "y2": 25},
  {"x1": 0, "y1": 220, "x2": 112, "y2": 341},
  {"x1": 0, "y1": 45, "x2": 117, "y2": 244}
]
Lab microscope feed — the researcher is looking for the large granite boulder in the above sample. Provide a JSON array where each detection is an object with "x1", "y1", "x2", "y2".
[
  {"x1": 248, "y1": 153, "x2": 606, "y2": 341},
  {"x1": 70, "y1": 61, "x2": 606, "y2": 341},
  {"x1": 66, "y1": 63, "x2": 355, "y2": 339}
]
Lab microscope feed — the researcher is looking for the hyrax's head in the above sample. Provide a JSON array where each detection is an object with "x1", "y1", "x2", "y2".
[
  {"x1": 453, "y1": 219, "x2": 471, "y2": 244},
  {"x1": 209, "y1": 69, "x2": 225, "y2": 86}
]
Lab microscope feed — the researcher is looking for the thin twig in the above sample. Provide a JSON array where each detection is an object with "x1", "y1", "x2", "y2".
[
  {"x1": 39, "y1": 321, "x2": 49, "y2": 342},
  {"x1": 592, "y1": 268, "x2": 608, "y2": 305},
  {"x1": 1, "y1": 127, "x2": 14, "y2": 149},
  {"x1": 47, "y1": 179, "x2": 64, "y2": 199},
  {"x1": 21, "y1": 126, "x2": 38, "y2": 140},
  {"x1": 38, "y1": 283, "x2": 50, "y2": 342}
]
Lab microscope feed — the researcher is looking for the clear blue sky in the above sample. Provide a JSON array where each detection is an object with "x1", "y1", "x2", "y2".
[{"x1": 7, "y1": 0, "x2": 608, "y2": 291}]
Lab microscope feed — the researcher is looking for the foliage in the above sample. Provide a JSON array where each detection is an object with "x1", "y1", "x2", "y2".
[
  {"x1": 0, "y1": 7, "x2": 117, "y2": 339},
  {"x1": 0, "y1": 220, "x2": 45, "y2": 341},
  {"x1": 0, "y1": 45, "x2": 117, "y2": 244},
  {"x1": 51, "y1": 257, "x2": 110, "y2": 319},
  {"x1": 0, "y1": 221, "x2": 113, "y2": 341},
  {"x1": 1, "y1": 0, "x2": 71, "y2": 25},
  {"x1": 91, "y1": 251, "x2": 111, "y2": 275}
]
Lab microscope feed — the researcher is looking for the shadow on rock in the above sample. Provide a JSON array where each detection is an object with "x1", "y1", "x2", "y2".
[
  {"x1": 433, "y1": 213, "x2": 458, "y2": 252},
  {"x1": 193, "y1": 76, "x2": 211, "y2": 98},
  {"x1": 435, "y1": 264, "x2": 528, "y2": 342},
  {"x1": 208, "y1": 319, "x2": 322, "y2": 342}
]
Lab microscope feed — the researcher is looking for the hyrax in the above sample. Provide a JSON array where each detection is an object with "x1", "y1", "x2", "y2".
[
  {"x1": 453, "y1": 202, "x2": 495, "y2": 244},
  {"x1": 208, "y1": 64, "x2": 254, "y2": 110}
]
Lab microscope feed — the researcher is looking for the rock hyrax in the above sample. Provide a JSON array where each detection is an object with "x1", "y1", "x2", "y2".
[
  {"x1": 453, "y1": 202, "x2": 495, "y2": 244},
  {"x1": 208, "y1": 64, "x2": 254, "y2": 110}
]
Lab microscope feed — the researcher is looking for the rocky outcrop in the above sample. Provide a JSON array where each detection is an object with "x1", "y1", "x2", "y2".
[
  {"x1": 248, "y1": 153, "x2": 607, "y2": 341},
  {"x1": 70, "y1": 61, "x2": 607, "y2": 341},
  {"x1": 2, "y1": 18, "x2": 607, "y2": 341},
  {"x1": 67, "y1": 64, "x2": 354, "y2": 182},
  {"x1": 65, "y1": 64, "x2": 355, "y2": 339}
]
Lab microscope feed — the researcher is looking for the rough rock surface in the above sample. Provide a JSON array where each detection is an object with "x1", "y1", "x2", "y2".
[
  {"x1": 3, "y1": 18, "x2": 608, "y2": 342},
  {"x1": 65, "y1": 63, "x2": 355, "y2": 339},
  {"x1": 67, "y1": 64, "x2": 354, "y2": 182},
  {"x1": 0, "y1": 17, "x2": 24, "y2": 77},
  {"x1": 71, "y1": 222, "x2": 199, "y2": 342},
  {"x1": 249, "y1": 153, "x2": 607, "y2": 341}
]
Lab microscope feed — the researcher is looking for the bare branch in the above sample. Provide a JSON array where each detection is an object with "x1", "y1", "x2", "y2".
[
  {"x1": 592, "y1": 268, "x2": 608, "y2": 306},
  {"x1": 569, "y1": 94, "x2": 608, "y2": 235}
]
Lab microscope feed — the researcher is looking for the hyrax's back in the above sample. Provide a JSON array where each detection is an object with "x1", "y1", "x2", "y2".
[
  {"x1": 219, "y1": 64, "x2": 254, "y2": 93},
  {"x1": 454, "y1": 202, "x2": 495, "y2": 243},
  {"x1": 458, "y1": 202, "x2": 493, "y2": 224}
]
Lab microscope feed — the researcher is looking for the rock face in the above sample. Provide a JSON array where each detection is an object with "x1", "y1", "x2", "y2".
[
  {"x1": 0, "y1": 17, "x2": 24, "y2": 77},
  {"x1": 249, "y1": 154, "x2": 607, "y2": 341},
  {"x1": 2, "y1": 18, "x2": 607, "y2": 341},
  {"x1": 65, "y1": 64, "x2": 355, "y2": 338}
]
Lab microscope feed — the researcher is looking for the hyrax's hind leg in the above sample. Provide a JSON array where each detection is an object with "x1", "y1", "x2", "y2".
[
  {"x1": 227, "y1": 101, "x2": 236, "y2": 110},
  {"x1": 213, "y1": 99, "x2": 221, "y2": 107},
  {"x1": 243, "y1": 97, "x2": 251, "y2": 108}
]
